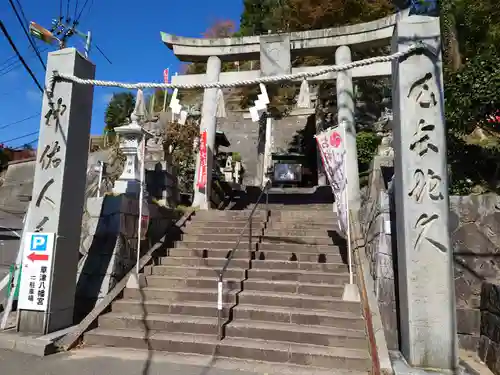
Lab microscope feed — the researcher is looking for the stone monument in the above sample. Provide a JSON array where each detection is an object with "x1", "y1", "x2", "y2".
[
  {"x1": 392, "y1": 15, "x2": 456, "y2": 370},
  {"x1": 17, "y1": 49, "x2": 95, "y2": 334}
]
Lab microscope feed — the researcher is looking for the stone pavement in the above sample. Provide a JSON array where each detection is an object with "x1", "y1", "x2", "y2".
[{"x1": 0, "y1": 346, "x2": 342, "y2": 375}]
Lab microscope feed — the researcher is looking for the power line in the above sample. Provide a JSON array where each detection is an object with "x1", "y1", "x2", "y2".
[
  {"x1": 14, "y1": 0, "x2": 30, "y2": 28},
  {"x1": 0, "y1": 114, "x2": 40, "y2": 130},
  {"x1": 12, "y1": 138, "x2": 38, "y2": 149},
  {"x1": 95, "y1": 44, "x2": 112, "y2": 64},
  {"x1": 7, "y1": 0, "x2": 46, "y2": 70},
  {"x1": 0, "y1": 21, "x2": 43, "y2": 92},
  {"x1": 0, "y1": 46, "x2": 47, "y2": 69},
  {"x1": 0, "y1": 47, "x2": 48, "y2": 78},
  {"x1": 0, "y1": 131, "x2": 38, "y2": 144},
  {"x1": 66, "y1": 0, "x2": 71, "y2": 21},
  {"x1": 75, "y1": 0, "x2": 91, "y2": 23}
]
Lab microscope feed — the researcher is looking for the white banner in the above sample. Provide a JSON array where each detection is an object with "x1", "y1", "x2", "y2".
[{"x1": 316, "y1": 124, "x2": 348, "y2": 233}]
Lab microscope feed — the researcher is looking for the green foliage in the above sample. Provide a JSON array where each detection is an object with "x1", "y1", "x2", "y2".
[
  {"x1": 232, "y1": 152, "x2": 242, "y2": 162},
  {"x1": 237, "y1": 0, "x2": 276, "y2": 36},
  {"x1": 356, "y1": 131, "x2": 382, "y2": 167},
  {"x1": 445, "y1": 51, "x2": 500, "y2": 135},
  {"x1": 104, "y1": 92, "x2": 135, "y2": 132}
]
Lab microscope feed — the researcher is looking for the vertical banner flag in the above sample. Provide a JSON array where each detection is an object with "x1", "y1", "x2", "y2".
[
  {"x1": 163, "y1": 68, "x2": 169, "y2": 84},
  {"x1": 197, "y1": 130, "x2": 208, "y2": 188},
  {"x1": 315, "y1": 125, "x2": 348, "y2": 233}
]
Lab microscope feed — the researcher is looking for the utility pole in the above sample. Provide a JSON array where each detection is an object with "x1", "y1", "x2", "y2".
[{"x1": 29, "y1": 18, "x2": 92, "y2": 59}]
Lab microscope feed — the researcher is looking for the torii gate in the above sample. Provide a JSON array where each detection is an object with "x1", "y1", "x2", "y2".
[{"x1": 161, "y1": 11, "x2": 408, "y2": 210}]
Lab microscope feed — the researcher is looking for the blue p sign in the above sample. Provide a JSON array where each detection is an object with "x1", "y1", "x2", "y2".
[{"x1": 30, "y1": 234, "x2": 48, "y2": 252}]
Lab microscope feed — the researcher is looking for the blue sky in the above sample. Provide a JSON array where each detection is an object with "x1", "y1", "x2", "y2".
[{"x1": 0, "y1": 0, "x2": 243, "y2": 148}]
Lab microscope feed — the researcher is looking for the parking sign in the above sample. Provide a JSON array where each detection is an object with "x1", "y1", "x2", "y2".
[
  {"x1": 30, "y1": 234, "x2": 48, "y2": 252},
  {"x1": 18, "y1": 232, "x2": 55, "y2": 311}
]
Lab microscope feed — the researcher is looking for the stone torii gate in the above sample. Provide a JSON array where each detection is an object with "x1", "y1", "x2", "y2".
[{"x1": 161, "y1": 12, "x2": 408, "y2": 209}]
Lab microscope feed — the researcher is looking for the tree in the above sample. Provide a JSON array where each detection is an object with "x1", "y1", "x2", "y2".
[
  {"x1": 104, "y1": 92, "x2": 136, "y2": 132},
  {"x1": 159, "y1": 114, "x2": 200, "y2": 194},
  {"x1": 237, "y1": 0, "x2": 276, "y2": 36}
]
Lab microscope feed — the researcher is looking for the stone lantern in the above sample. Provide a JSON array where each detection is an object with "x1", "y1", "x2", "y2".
[{"x1": 113, "y1": 90, "x2": 153, "y2": 195}]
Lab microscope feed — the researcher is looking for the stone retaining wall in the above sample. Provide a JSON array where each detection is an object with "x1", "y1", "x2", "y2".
[
  {"x1": 75, "y1": 195, "x2": 180, "y2": 322},
  {"x1": 479, "y1": 282, "x2": 500, "y2": 375},
  {"x1": 361, "y1": 156, "x2": 500, "y2": 356}
]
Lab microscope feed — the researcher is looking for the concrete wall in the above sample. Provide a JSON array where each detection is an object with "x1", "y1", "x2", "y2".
[{"x1": 360, "y1": 155, "x2": 500, "y2": 355}]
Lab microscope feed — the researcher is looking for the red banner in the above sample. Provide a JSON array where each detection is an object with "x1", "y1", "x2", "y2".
[
  {"x1": 197, "y1": 130, "x2": 207, "y2": 188},
  {"x1": 163, "y1": 68, "x2": 169, "y2": 84}
]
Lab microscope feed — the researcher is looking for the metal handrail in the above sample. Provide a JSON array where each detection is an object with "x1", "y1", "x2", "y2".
[{"x1": 216, "y1": 179, "x2": 271, "y2": 340}]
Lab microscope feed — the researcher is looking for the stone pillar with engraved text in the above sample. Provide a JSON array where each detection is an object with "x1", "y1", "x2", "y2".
[
  {"x1": 392, "y1": 16, "x2": 457, "y2": 370},
  {"x1": 18, "y1": 49, "x2": 95, "y2": 334}
]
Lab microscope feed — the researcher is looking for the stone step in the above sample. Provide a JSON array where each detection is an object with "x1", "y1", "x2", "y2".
[
  {"x1": 166, "y1": 248, "x2": 253, "y2": 260},
  {"x1": 242, "y1": 279, "x2": 344, "y2": 297},
  {"x1": 99, "y1": 313, "x2": 218, "y2": 335},
  {"x1": 247, "y1": 269, "x2": 351, "y2": 284},
  {"x1": 186, "y1": 220, "x2": 264, "y2": 229},
  {"x1": 175, "y1": 241, "x2": 258, "y2": 250},
  {"x1": 175, "y1": 240, "x2": 339, "y2": 252},
  {"x1": 84, "y1": 329, "x2": 371, "y2": 371},
  {"x1": 251, "y1": 250, "x2": 343, "y2": 263},
  {"x1": 264, "y1": 229, "x2": 340, "y2": 237},
  {"x1": 166, "y1": 248, "x2": 343, "y2": 263},
  {"x1": 233, "y1": 304, "x2": 365, "y2": 330},
  {"x1": 259, "y1": 235, "x2": 337, "y2": 246},
  {"x1": 269, "y1": 211, "x2": 337, "y2": 221},
  {"x1": 111, "y1": 300, "x2": 230, "y2": 319},
  {"x1": 193, "y1": 210, "x2": 268, "y2": 220},
  {"x1": 160, "y1": 257, "x2": 350, "y2": 273},
  {"x1": 238, "y1": 290, "x2": 362, "y2": 314},
  {"x1": 123, "y1": 287, "x2": 238, "y2": 304},
  {"x1": 144, "y1": 276, "x2": 345, "y2": 297},
  {"x1": 148, "y1": 265, "x2": 246, "y2": 279},
  {"x1": 158, "y1": 257, "x2": 250, "y2": 269},
  {"x1": 183, "y1": 225, "x2": 263, "y2": 235},
  {"x1": 226, "y1": 320, "x2": 368, "y2": 349},
  {"x1": 144, "y1": 276, "x2": 241, "y2": 291},
  {"x1": 180, "y1": 234, "x2": 339, "y2": 246},
  {"x1": 147, "y1": 265, "x2": 350, "y2": 285},
  {"x1": 181, "y1": 234, "x2": 262, "y2": 243},
  {"x1": 257, "y1": 242, "x2": 340, "y2": 252},
  {"x1": 267, "y1": 222, "x2": 337, "y2": 230}
]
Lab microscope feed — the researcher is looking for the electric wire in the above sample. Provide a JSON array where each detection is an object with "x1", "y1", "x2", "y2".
[
  {"x1": 0, "y1": 21, "x2": 43, "y2": 92},
  {"x1": 0, "y1": 131, "x2": 38, "y2": 144},
  {"x1": 0, "y1": 114, "x2": 40, "y2": 130},
  {"x1": 0, "y1": 47, "x2": 48, "y2": 78},
  {"x1": 75, "y1": 0, "x2": 91, "y2": 23},
  {"x1": 7, "y1": 0, "x2": 46, "y2": 70}
]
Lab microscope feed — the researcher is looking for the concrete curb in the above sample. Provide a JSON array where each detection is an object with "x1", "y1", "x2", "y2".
[
  {"x1": 0, "y1": 331, "x2": 54, "y2": 357},
  {"x1": 0, "y1": 321, "x2": 77, "y2": 357}
]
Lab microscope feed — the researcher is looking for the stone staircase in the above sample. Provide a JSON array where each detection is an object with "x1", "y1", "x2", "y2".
[{"x1": 84, "y1": 206, "x2": 370, "y2": 373}]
